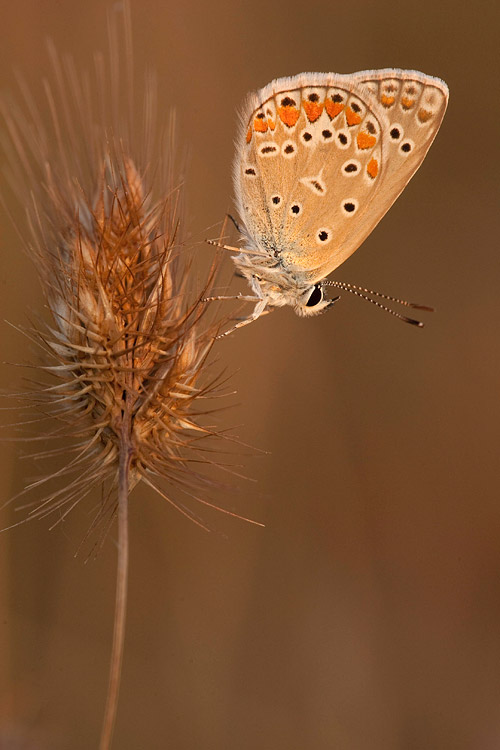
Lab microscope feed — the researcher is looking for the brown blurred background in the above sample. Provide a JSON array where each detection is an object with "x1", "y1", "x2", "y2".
[{"x1": 1, "y1": 1, "x2": 499, "y2": 748}]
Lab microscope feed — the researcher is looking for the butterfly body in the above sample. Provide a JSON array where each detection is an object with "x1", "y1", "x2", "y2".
[
  {"x1": 233, "y1": 246, "x2": 335, "y2": 316},
  {"x1": 232, "y1": 69, "x2": 448, "y2": 321}
]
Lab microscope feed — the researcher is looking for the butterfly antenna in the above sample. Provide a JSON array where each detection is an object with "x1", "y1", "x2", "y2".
[{"x1": 325, "y1": 280, "x2": 433, "y2": 327}]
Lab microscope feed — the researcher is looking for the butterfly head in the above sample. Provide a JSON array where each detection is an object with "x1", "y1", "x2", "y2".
[
  {"x1": 257, "y1": 275, "x2": 336, "y2": 317},
  {"x1": 235, "y1": 252, "x2": 337, "y2": 316}
]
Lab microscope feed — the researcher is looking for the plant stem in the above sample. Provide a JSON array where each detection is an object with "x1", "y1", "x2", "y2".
[{"x1": 99, "y1": 417, "x2": 131, "y2": 750}]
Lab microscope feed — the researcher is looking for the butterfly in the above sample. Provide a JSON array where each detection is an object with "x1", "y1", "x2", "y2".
[{"x1": 209, "y1": 69, "x2": 448, "y2": 334}]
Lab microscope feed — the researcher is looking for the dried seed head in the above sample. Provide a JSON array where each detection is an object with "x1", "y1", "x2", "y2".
[{"x1": 1, "y1": 13, "x2": 242, "y2": 541}]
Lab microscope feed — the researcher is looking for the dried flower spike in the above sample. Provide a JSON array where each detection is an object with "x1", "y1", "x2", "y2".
[{"x1": 1, "y1": 6, "x2": 256, "y2": 748}]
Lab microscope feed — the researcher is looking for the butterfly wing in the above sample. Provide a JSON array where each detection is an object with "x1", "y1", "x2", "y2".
[
  {"x1": 337, "y1": 69, "x2": 449, "y2": 271},
  {"x1": 234, "y1": 70, "x2": 448, "y2": 284}
]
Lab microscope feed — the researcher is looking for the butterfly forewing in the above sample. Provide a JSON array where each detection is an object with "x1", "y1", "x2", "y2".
[
  {"x1": 235, "y1": 70, "x2": 448, "y2": 284},
  {"x1": 236, "y1": 74, "x2": 390, "y2": 282}
]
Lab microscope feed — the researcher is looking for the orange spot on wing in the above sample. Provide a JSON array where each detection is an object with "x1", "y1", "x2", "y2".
[
  {"x1": 253, "y1": 117, "x2": 268, "y2": 133},
  {"x1": 325, "y1": 99, "x2": 344, "y2": 119},
  {"x1": 345, "y1": 107, "x2": 362, "y2": 126},
  {"x1": 267, "y1": 117, "x2": 276, "y2": 130},
  {"x1": 381, "y1": 94, "x2": 395, "y2": 107},
  {"x1": 357, "y1": 131, "x2": 377, "y2": 149},
  {"x1": 246, "y1": 126, "x2": 252, "y2": 144},
  {"x1": 278, "y1": 105, "x2": 300, "y2": 127},
  {"x1": 418, "y1": 108, "x2": 433, "y2": 123},
  {"x1": 401, "y1": 97, "x2": 415, "y2": 110},
  {"x1": 303, "y1": 100, "x2": 324, "y2": 122},
  {"x1": 367, "y1": 158, "x2": 378, "y2": 179}
]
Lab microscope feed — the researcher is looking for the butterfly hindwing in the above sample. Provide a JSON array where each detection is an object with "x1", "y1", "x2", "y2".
[{"x1": 338, "y1": 69, "x2": 449, "y2": 267}]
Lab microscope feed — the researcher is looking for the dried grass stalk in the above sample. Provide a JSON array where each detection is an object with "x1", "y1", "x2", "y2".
[{"x1": 0, "y1": 6, "x2": 255, "y2": 748}]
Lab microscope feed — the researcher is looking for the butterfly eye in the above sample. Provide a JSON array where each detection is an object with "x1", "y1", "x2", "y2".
[{"x1": 306, "y1": 284, "x2": 323, "y2": 307}]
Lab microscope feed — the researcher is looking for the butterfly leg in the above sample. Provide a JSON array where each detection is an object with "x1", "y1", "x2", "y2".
[
  {"x1": 203, "y1": 293, "x2": 261, "y2": 303},
  {"x1": 216, "y1": 299, "x2": 269, "y2": 338}
]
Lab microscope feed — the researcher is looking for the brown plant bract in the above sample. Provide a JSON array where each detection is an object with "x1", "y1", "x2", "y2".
[{"x1": 1, "y1": 7, "x2": 251, "y2": 748}]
